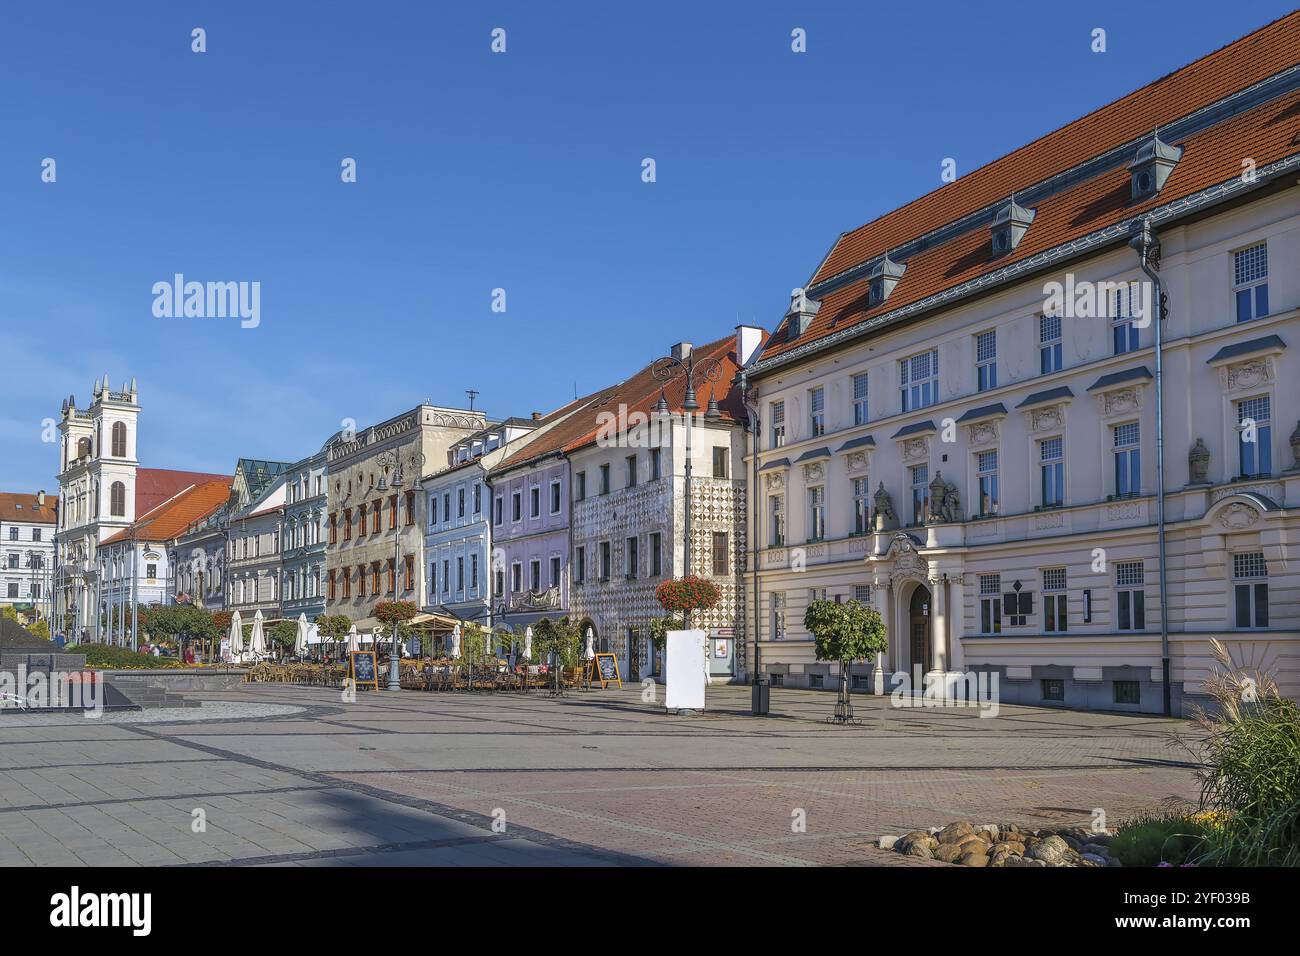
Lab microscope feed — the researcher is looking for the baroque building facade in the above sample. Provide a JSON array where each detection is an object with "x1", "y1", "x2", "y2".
[
  {"x1": 743, "y1": 18, "x2": 1300, "y2": 713},
  {"x1": 280, "y1": 449, "x2": 328, "y2": 624}
]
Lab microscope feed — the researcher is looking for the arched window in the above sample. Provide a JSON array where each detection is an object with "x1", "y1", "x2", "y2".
[
  {"x1": 111, "y1": 422, "x2": 127, "y2": 457},
  {"x1": 110, "y1": 482, "x2": 126, "y2": 517},
  {"x1": 77, "y1": 437, "x2": 91, "y2": 460}
]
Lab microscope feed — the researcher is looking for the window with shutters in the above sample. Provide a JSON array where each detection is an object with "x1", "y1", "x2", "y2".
[
  {"x1": 111, "y1": 421, "x2": 127, "y2": 457},
  {"x1": 711, "y1": 532, "x2": 728, "y2": 576}
]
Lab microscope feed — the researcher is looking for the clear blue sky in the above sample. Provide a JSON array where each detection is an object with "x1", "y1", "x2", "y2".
[{"x1": 0, "y1": 0, "x2": 1291, "y2": 492}]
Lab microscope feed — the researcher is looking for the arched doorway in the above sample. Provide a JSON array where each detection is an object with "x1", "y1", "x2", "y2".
[{"x1": 908, "y1": 584, "x2": 932, "y2": 674}]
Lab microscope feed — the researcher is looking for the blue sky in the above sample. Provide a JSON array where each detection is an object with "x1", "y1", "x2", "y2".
[{"x1": 0, "y1": 0, "x2": 1291, "y2": 492}]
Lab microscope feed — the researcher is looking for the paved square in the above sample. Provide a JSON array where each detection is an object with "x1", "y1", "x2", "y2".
[{"x1": 0, "y1": 684, "x2": 1203, "y2": 866}]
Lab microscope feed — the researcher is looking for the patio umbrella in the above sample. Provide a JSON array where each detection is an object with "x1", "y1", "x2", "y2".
[
  {"x1": 293, "y1": 613, "x2": 309, "y2": 657},
  {"x1": 584, "y1": 627, "x2": 596, "y2": 661},
  {"x1": 523, "y1": 626, "x2": 533, "y2": 662},
  {"x1": 228, "y1": 609, "x2": 244, "y2": 658},
  {"x1": 346, "y1": 623, "x2": 359, "y2": 654},
  {"x1": 451, "y1": 623, "x2": 462, "y2": 658},
  {"x1": 249, "y1": 610, "x2": 267, "y2": 656}
]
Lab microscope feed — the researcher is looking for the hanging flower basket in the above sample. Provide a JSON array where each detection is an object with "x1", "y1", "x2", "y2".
[{"x1": 655, "y1": 576, "x2": 721, "y2": 614}]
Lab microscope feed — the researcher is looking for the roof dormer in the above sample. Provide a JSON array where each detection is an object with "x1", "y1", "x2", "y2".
[
  {"x1": 990, "y1": 198, "x2": 1035, "y2": 257},
  {"x1": 785, "y1": 288, "x2": 821, "y2": 339},
  {"x1": 1128, "y1": 131, "x2": 1182, "y2": 201},
  {"x1": 866, "y1": 252, "x2": 906, "y2": 307}
]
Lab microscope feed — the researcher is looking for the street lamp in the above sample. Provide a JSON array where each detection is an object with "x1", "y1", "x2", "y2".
[
  {"x1": 652, "y1": 349, "x2": 724, "y2": 634},
  {"x1": 376, "y1": 449, "x2": 424, "y2": 691}
]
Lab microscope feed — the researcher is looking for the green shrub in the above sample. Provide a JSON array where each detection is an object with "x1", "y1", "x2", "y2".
[
  {"x1": 68, "y1": 644, "x2": 187, "y2": 669},
  {"x1": 1111, "y1": 812, "x2": 1212, "y2": 866}
]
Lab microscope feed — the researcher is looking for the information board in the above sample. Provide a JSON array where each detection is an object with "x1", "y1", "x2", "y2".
[
  {"x1": 350, "y1": 650, "x2": 379, "y2": 690},
  {"x1": 588, "y1": 652, "x2": 622, "y2": 689}
]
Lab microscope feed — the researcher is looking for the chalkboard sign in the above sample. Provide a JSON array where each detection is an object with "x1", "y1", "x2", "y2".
[
  {"x1": 350, "y1": 650, "x2": 379, "y2": 690},
  {"x1": 588, "y1": 652, "x2": 622, "y2": 689}
]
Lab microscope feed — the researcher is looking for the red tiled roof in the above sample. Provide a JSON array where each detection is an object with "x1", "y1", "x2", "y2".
[
  {"x1": 100, "y1": 480, "x2": 232, "y2": 545},
  {"x1": 136, "y1": 468, "x2": 230, "y2": 516},
  {"x1": 759, "y1": 12, "x2": 1300, "y2": 364},
  {"x1": 0, "y1": 492, "x2": 58, "y2": 525},
  {"x1": 493, "y1": 331, "x2": 766, "y2": 473}
]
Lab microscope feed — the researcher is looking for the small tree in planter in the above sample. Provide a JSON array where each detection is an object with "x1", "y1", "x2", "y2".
[{"x1": 804, "y1": 599, "x2": 887, "y2": 724}]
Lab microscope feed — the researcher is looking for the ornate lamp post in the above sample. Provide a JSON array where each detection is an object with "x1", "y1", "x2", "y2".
[
  {"x1": 376, "y1": 449, "x2": 425, "y2": 691},
  {"x1": 651, "y1": 350, "x2": 725, "y2": 604}
]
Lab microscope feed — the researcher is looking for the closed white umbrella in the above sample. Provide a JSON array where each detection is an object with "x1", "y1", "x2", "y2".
[
  {"x1": 522, "y1": 626, "x2": 533, "y2": 662},
  {"x1": 228, "y1": 609, "x2": 244, "y2": 658},
  {"x1": 451, "y1": 623, "x2": 462, "y2": 658},
  {"x1": 346, "y1": 623, "x2": 359, "y2": 654},
  {"x1": 249, "y1": 610, "x2": 267, "y2": 656},
  {"x1": 584, "y1": 627, "x2": 596, "y2": 660},
  {"x1": 294, "y1": 613, "x2": 309, "y2": 657}
]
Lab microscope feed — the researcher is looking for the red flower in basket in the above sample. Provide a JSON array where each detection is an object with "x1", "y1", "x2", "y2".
[{"x1": 655, "y1": 575, "x2": 721, "y2": 614}]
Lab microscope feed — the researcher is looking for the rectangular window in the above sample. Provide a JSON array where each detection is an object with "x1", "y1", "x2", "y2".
[
  {"x1": 576, "y1": 472, "x2": 587, "y2": 501},
  {"x1": 853, "y1": 584, "x2": 872, "y2": 603},
  {"x1": 1233, "y1": 242, "x2": 1269, "y2": 323},
  {"x1": 625, "y1": 454, "x2": 638, "y2": 488},
  {"x1": 770, "y1": 401, "x2": 786, "y2": 448},
  {"x1": 900, "y1": 349, "x2": 939, "y2": 411},
  {"x1": 600, "y1": 464, "x2": 610, "y2": 495},
  {"x1": 910, "y1": 464, "x2": 929, "y2": 525},
  {"x1": 1040, "y1": 437, "x2": 1064, "y2": 507},
  {"x1": 529, "y1": 559, "x2": 541, "y2": 592},
  {"x1": 1112, "y1": 284, "x2": 1141, "y2": 354},
  {"x1": 1039, "y1": 314, "x2": 1063, "y2": 374},
  {"x1": 493, "y1": 496, "x2": 502, "y2": 525},
  {"x1": 626, "y1": 537, "x2": 639, "y2": 578},
  {"x1": 1113, "y1": 422, "x2": 1141, "y2": 497},
  {"x1": 649, "y1": 532, "x2": 661, "y2": 576},
  {"x1": 807, "y1": 486, "x2": 825, "y2": 542},
  {"x1": 1043, "y1": 567, "x2": 1067, "y2": 632},
  {"x1": 550, "y1": 555, "x2": 561, "y2": 588},
  {"x1": 712, "y1": 447, "x2": 729, "y2": 479},
  {"x1": 428, "y1": 496, "x2": 438, "y2": 527},
  {"x1": 530, "y1": 486, "x2": 540, "y2": 518},
  {"x1": 458, "y1": 488, "x2": 465, "y2": 518},
  {"x1": 770, "y1": 494, "x2": 786, "y2": 546},
  {"x1": 1041, "y1": 679, "x2": 1064, "y2": 702},
  {"x1": 977, "y1": 574, "x2": 998, "y2": 634},
  {"x1": 474, "y1": 484, "x2": 482, "y2": 515},
  {"x1": 405, "y1": 554, "x2": 415, "y2": 592},
  {"x1": 1113, "y1": 681, "x2": 1141, "y2": 705},
  {"x1": 711, "y1": 532, "x2": 728, "y2": 576},
  {"x1": 1232, "y1": 552, "x2": 1269, "y2": 629},
  {"x1": 1237, "y1": 395, "x2": 1272, "y2": 477},
  {"x1": 975, "y1": 329, "x2": 997, "y2": 391},
  {"x1": 976, "y1": 450, "x2": 999, "y2": 516},
  {"x1": 770, "y1": 592, "x2": 786, "y2": 640},
  {"x1": 852, "y1": 372, "x2": 869, "y2": 425},
  {"x1": 511, "y1": 563, "x2": 521, "y2": 593},
  {"x1": 809, "y1": 387, "x2": 825, "y2": 437},
  {"x1": 574, "y1": 546, "x2": 586, "y2": 584},
  {"x1": 1116, "y1": 560, "x2": 1145, "y2": 631},
  {"x1": 550, "y1": 480, "x2": 561, "y2": 514},
  {"x1": 852, "y1": 478, "x2": 871, "y2": 535},
  {"x1": 456, "y1": 556, "x2": 464, "y2": 592},
  {"x1": 599, "y1": 542, "x2": 611, "y2": 581},
  {"x1": 470, "y1": 553, "x2": 479, "y2": 593},
  {"x1": 512, "y1": 492, "x2": 521, "y2": 522},
  {"x1": 650, "y1": 448, "x2": 661, "y2": 480}
]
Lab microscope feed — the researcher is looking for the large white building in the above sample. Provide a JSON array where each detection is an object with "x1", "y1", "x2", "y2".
[
  {"x1": 0, "y1": 491, "x2": 57, "y2": 622},
  {"x1": 743, "y1": 17, "x2": 1300, "y2": 714}
]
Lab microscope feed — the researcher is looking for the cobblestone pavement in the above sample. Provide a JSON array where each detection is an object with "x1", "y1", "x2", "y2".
[{"x1": 0, "y1": 684, "x2": 1204, "y2": 866}]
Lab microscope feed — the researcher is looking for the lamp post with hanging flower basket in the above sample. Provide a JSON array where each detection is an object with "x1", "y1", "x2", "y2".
[{"x1": 655, "y1": 575, "x2": 721, "y2": 631}]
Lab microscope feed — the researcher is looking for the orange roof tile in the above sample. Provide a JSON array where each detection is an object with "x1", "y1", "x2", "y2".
[
  {"x1": 136, "y1": 468, "x2": 231, "y2": 515},
  {"x1": 758, "y1": 12, "x2": 1300, "y2": 366},
  {"x1": 0, "y1": 492, "x2": 58, "y2": 525},
  {"x1": 99, "y1": 480, "x2": 232, "y2": 545}
]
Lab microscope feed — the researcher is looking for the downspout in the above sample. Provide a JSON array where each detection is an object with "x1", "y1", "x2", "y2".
[
  {"x1": 740, "y1": 371, "x2": 761, "y2": 687},
  {"x1": 1128, "y1": 217, "x2": 1172, "y2": 717}
]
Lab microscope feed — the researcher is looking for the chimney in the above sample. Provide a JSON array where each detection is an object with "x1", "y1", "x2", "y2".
[
  {"x1": 735, "y1": 325, "x2": 764, "y2": 366},
  {"x1": 532, "y1": 411, "x2": 542, "y2": 421},
  {"x1": 670, "y1": 342, "x2": 693, "y2": 362},
  {"x1": 37, "y1": 490, "x2": 46, "y2": 507}
]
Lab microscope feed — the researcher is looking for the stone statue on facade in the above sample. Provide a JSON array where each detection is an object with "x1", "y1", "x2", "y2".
[
  {"x1": 926, "y1": 471, "x2": 963, "y2": 524},
  {"x1": 873, "y1": 482, "x2": 897, "y2": 531},
  {"x1": 1189, "y1": 437, "x2": 1211, "y2": 484}
]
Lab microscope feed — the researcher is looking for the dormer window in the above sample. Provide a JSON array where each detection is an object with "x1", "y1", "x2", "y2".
[
  {"x1": 785, "y1": 288, "x2": 822, "y2": 339},
  {"x1": 990, "y1": 199, "x2": 1034, "y2": 257},
  {"x1": 866, "y1": 252, "x2": 906, "y2": 307},
  {"x1": 1128, "y1": 132, "x2": 1182, "y2": 201}
]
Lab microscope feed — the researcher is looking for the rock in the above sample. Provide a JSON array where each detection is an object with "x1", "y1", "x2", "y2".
[
  {"x1": 903, "y1": 843, "x2": 934, "y2": 860},
  {"x1": 934, "y1": 844, "x2": 965, "y2": 864},
  {"x1": 960, "y1": 849, "x2": 990, "y2": 867},
  {"x1": 1087, "y1": 833, "x2": 1114, "y2": 846},
  {"x1": 897, "y1": 831, "x2": 936, "y2": 854},
  {"x1": 1006, "y1": 857, "x2": 1046, "y2": 867},
  {"x1": 1027, "y1": 835, "x2": 1071, "y2": 866},
  {"x1": 976, "y1": 824, "x2": 999, "y2": 837},
  {"x1": 1082, "y1": 843, "x2": 1110, "y2": 858},
  {"x1": 955, "y1": 834, "x2": 985, "y2": 851},
  {"x1": 988, "y1": 855, "x2": 1009, "y2": 867},
  {"x1": 936, "y1": 821, "x2": 975, "y2": 845},
  {"x1": 1002, "y1": 841, "x2": 1026, "y2": 856},
  {"x1": 878, "y1": 835, "x2": 898, "y2": 851},
  {"x1": 1081, "y1": 853, "x2": 1108, "y2": 867}
]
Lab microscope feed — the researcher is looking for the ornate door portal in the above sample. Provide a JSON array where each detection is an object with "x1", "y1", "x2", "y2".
[{"x1": 909, "y1": 585, "x2": 931, "y2": 674}]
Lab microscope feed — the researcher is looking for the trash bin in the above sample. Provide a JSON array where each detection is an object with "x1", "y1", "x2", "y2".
[{"x1": 751, "y1": 675, "x2": 770, "y2": 716}]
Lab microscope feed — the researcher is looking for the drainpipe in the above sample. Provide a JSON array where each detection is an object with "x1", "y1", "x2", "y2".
[
  {"x1": 1128, "y1": 217, "x2": 1172, "y2": 717},
  {"x1": 740, "y1": 371, "x2": 761, "y2": 686}
]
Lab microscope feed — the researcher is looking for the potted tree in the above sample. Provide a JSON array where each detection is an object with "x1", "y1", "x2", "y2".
[{"x1": 803, "y1": 598, "x2": 887, "y2": 724}]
